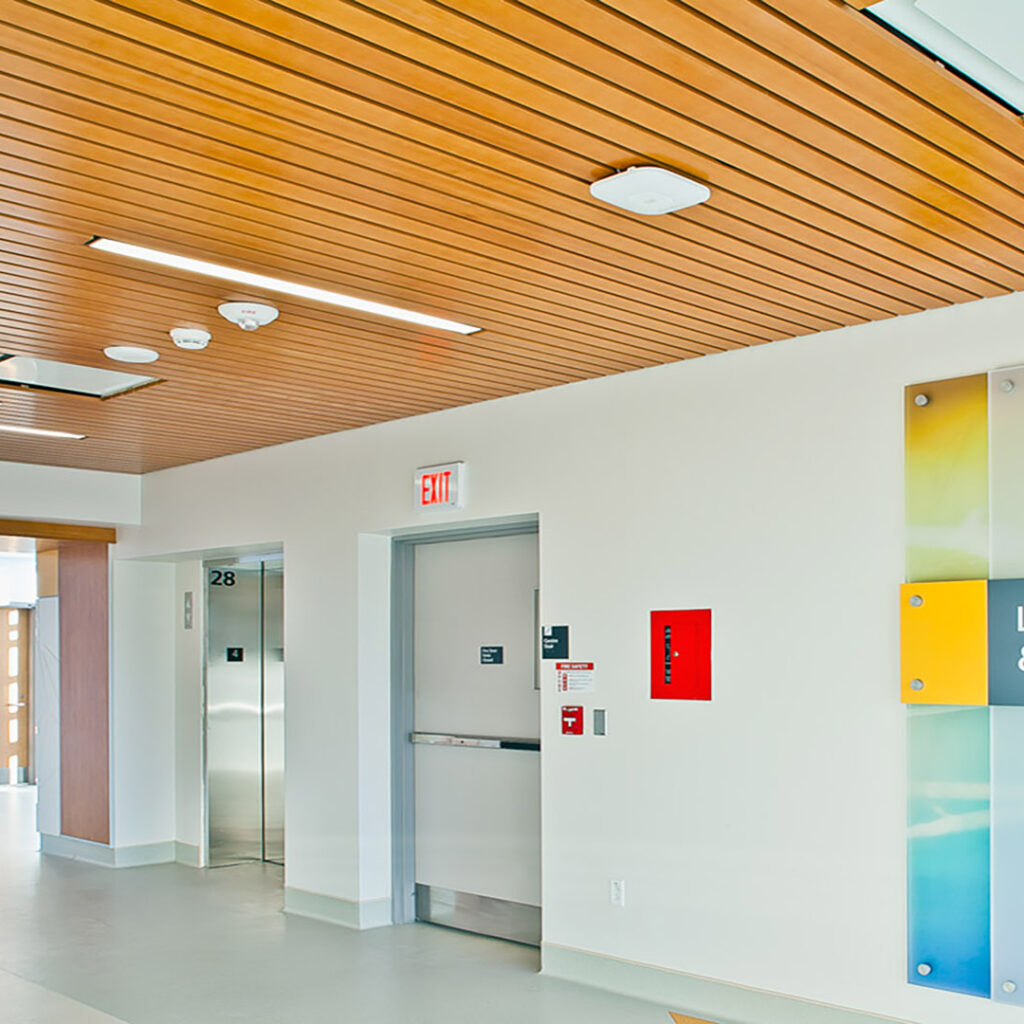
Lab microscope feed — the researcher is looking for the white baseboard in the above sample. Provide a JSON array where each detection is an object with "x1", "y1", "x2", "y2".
[
  {"x1": 40, "y1": 833, "x2": 176, "y2": 868},
  {"x1": 174, "y1": 842, "x2": 200, "y2": 867},
  {"x1": 284, "y1": 886, "x2": 391, "y2": 930},
  {"x1": 541, "y1": 944, "x2": 902, "y2": 1024}
]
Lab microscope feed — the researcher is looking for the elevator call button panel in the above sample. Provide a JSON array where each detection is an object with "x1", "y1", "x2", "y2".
[{"x1": 650, "y1": 609, "x2": 711, "y2": 701}]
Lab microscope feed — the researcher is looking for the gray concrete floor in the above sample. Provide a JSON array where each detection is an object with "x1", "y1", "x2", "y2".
[{"x1": 0, "y1": 785, "x2": 670, "y2": 1023}]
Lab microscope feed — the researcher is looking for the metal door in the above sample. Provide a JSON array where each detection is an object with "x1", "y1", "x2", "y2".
[
  {"x1": 410, "y1": 531, "x2": 540, "y2": 944},
  {"x1": 206, "y1": 560, "x2": 284, "y2": 866}
]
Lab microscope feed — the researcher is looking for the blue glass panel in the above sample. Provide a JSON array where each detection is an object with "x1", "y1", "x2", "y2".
[
  {"x1": 988, "y1": 579, "x2": 1024, "y2": 705},
  {"x1": 908, "y1": 706, "x2": 990, "y2": 997}
]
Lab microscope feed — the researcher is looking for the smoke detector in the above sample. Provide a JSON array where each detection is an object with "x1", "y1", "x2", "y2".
[
  {"x1": 170, "y1": 328, "x2": 212, "y2": 351},
  {"x1": 589, "y1": 165, "x2": 711, "y2": 215},
  {"x1": 218, "y1": 301, "x2": 279, "y2": 332}
]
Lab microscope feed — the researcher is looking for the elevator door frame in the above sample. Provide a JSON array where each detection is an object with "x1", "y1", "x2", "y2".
[
  {"x1": 202, "y1": 557, "x2": 284, "y2": 868},
  {"x1": 390, "y1": 518, "x2": 539, "y2": 927}
]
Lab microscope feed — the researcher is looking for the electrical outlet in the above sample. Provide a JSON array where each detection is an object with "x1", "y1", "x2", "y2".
[{"x1": 609, "y1": 879, "x2": 626, "y2": 907}]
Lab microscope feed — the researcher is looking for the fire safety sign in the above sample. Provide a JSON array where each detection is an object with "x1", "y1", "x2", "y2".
[{"x1": 556, "y1": 662, "x2": 595, "y2": 693}]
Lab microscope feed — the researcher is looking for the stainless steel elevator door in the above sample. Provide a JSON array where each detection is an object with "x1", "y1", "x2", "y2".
[
  {"x1": 412, "y1": 532, "x2": 540, "y2": 944},
  {"x1": 206, "y1": 561, "x2": 284, "y2": 867}
]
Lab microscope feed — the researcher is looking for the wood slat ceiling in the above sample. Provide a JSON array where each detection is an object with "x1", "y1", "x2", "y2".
[{"x1": 1, "y1": 0, "x2": 1023, "y2": 473}]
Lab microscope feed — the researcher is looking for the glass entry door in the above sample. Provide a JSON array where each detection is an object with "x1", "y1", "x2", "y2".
[{"x1": 2, "y1": 608, "x2": 30, "y2": 784}]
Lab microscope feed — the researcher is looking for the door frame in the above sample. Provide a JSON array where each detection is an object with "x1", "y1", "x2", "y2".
[{"x1": 390, "y1": 519, "x2": 539, "y2": 925}]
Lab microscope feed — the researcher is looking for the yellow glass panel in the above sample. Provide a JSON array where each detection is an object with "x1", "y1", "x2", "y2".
[
  {"x1": 901, "y1": 581, "x2": 988, "y2": 705},
  {"x1": 905, "y1": 375, "x2": 988, "y2": 583}
]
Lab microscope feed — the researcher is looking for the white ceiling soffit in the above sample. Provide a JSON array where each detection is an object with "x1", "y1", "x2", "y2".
[
  {"x1": 868, "y1": 0, "x2": 1024, "y2": 112},
  {"x1": 0, "y1": 355, "x2": 158, "y2": 399}
]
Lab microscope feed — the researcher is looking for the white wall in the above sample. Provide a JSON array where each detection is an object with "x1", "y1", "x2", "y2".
[
  {"x1": 110, "y1": 560, "x2": 175, "y2": 849},
  {"x1": 0, "y1": 460, "x2": 140, "y2": 525},
  {"x1": 174, "y1": 561, "x2": 205, "y2": 858},
  {"x1": 113, "y1": 289, "x2": 1024, "y2": 1024}
]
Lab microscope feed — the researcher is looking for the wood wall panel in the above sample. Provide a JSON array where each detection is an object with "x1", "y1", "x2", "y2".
[
  {"x1": 58, "y1": 540, "x2": 109, "y2": 846},
  {"x1": 0, "y1": 0, "x2": 1022, "y2": 473}
]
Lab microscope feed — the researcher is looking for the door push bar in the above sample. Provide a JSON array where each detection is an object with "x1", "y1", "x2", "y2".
[{"x1": 410, "y1": 732, "x2": 540, "y2": 752}]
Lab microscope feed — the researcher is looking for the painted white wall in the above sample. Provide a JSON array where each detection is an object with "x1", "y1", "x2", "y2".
[
  {"x1": 109, "y1": 560, "x2": 175, "y2": 849},
  {"x1": 0, "y1": 460, "x2": 140, "y2": 525},
  {"x1": 113, "y1": 289, "x2": 1024, "y2": 1024},
  {"x1": 174, "y1": 561, "x2": 205, "y2": 857},
  {"x1": 0, "y1": 552, "x2": 37, "y2": 604}
]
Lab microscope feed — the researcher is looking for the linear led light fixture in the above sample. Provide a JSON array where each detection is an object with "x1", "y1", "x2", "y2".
[
  {"x1": 87, "y1": 238, "x2": 482, "y2": 335},
  {"x1": 0, "y1": 423, "x2": 85, "y2": 439}
]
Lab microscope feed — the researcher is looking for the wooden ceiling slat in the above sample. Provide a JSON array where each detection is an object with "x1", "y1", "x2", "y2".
[
  {"x1": 552, "y1": 0, "x2": 1024, "y2": 206},
  {"x1": 0, "y1": 290, "x2": 561, "y2": 398},
  {"x1": 0, "y1": 0, "x2": 1021, "y2": 473},
  {"x1": 0, "y1": 118, "x2": 846, "y2": 337},
  {"x1": 672, "y1": 0, "x2": 1024, "y2": 194},
  {"x1": 763, "y1": 0, "x2": 1024, "y2": 153},
  {"x1": 0, "y1": 53, "x2": 922, "y2": 321},
  {"x1": 0, "y1": 14, "x2": 977, "y2": 309},
  {"x1": 0, "y1": 197, "x2": 761, "y2": 358},
  {"x1": 378, "y1": 0, "x2": 1024, "y2": 278},
  {"x1": 0, "y1": 224, "x2": 726, "y2": 371},
  {"x1": 226, "y1": 0, "x2": 1024, "y2": 287},
  {"x1": 0, "y1": 282, "x2": 595, "y2": 397},
  {"x1": 0, "y1": 156, "x2": 788, "y2": 347},
  {"x1": 8, "y1": 0, "x2": 1001, "y2": 300},
  {"x1": 0, "y1": 226, "x2": 702, "y2": 375},
  {"x1": 0, "y1": 247, "x2": 623, "y2": 386},
  {"x1": 0, "y1": 169, "x2": 775, "y2": 358}
]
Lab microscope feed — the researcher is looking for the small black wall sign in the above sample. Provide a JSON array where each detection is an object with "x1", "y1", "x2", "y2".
[
  {"x1": 541, "y1": 626, "x2": 569, "y2": 660},
  {"x1": 226, "y1": 647, "x2": 244, "y2": 662},
  {"x1": 480, "y1": 646, "x2": 504, "y2": 665}
]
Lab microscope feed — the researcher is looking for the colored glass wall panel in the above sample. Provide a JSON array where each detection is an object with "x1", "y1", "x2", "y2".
[
  {"x1": 988, "y1": 579, "x2": 1024, "y2": 706},
  {"x1": 991, "y1": 707, "x2": 1024, "y2": 1004},
  {"x1": 900, "y1": 581, "x2": 987, "y2": 705},
  {"x1": 905, "y1": 375, "x2": 988, "y2": 584},
  {"x1": 908, "y1": 706, "x2": 991, "y2": 998},
  {"x1": 989, "y1": 368, "x2": 1024, "y2": 580}
]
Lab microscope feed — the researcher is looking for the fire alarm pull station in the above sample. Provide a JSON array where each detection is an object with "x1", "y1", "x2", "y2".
[
  {"x1": 650, "y1": 609, "x2": 711, "y2": 701},
  {"x1": 561, "y1": 706, "x2": 584, "y2": 735}
]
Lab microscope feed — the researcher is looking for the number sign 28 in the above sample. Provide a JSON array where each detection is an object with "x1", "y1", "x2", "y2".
[{"x1": 209, "y1": 570, "x2": 236, "y2": 587}]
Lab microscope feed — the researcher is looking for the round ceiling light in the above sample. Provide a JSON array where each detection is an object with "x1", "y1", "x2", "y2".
[
  {"x1": 218, "y1": 301, "x2": 279, "y2": 332},
  {"x1": 170, "y1": 328, "x2": 212, "y2": 350},
  {"x1": 104, "y1": 345, "x2": 160, "y2": 364}
]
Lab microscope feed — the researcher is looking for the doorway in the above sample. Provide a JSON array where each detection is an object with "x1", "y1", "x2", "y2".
[
  {"x1": 205, "y1": 557, "x2": 284, "y2": 867},
  {"x1": 2, "y1": 607, "x2": 31, "y2": 785},
  {"x1": 392, "y1": 524, "x2": 540, "y2": 945}
]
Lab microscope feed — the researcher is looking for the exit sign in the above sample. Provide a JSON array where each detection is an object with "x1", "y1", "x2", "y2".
[{"x1": 414, "y1": 462, "x2": 464, "y2": 509}]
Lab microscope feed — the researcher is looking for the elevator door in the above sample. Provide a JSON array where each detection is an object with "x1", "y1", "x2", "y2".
[
  {"x1": 206, "y1": 561, "x2": 284, "y2": 866},
  {"x1": 412, "y1": 532, "x2": 540, "y2": 944}
]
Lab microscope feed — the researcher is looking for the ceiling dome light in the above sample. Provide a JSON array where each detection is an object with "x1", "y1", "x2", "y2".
[
  {"x1": 218, "y1": 301, "x2": 279, "y2": 332},
  {"x1": 589, "y1": 165, "x2": 711, "y2": 216},
  {"x1": 103, "y1": 345, "x2": 160, "y2": 364},
  {"x1": 170, "y1": 328, "x2": 211, "y2": 350}
]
